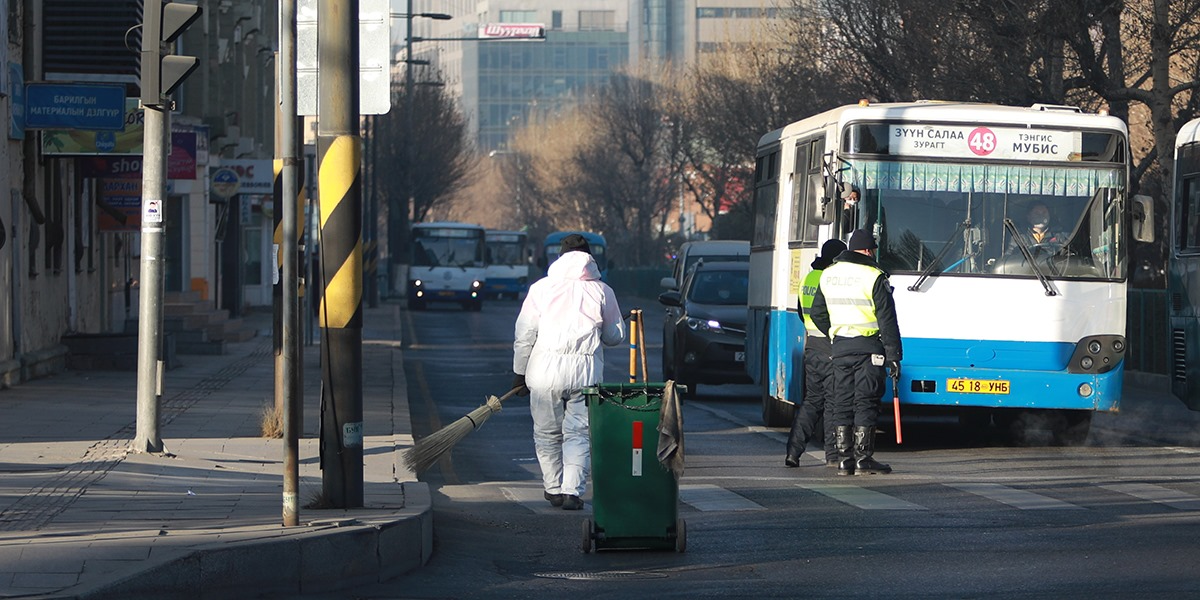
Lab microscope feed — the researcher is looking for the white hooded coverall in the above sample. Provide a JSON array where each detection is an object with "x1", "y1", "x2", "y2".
[{"x1": 513, "y1": 251, "x2": 625, "y2": 498}]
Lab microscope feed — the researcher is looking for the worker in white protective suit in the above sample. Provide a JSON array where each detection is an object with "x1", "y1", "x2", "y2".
[{"x1": 512, "y1": 234, "x2": 625, "y2": 511}]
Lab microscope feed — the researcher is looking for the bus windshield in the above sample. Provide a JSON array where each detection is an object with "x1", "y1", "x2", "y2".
[
  {"x1": 846, "y1": 160, "x2": 1127, "y2": 281},
  {"x1": 413, "y1": 232, "x2": 485, "y2": 268},
  {"x1": 487, "y1": 241, "x2": 525, "y2": 266}
]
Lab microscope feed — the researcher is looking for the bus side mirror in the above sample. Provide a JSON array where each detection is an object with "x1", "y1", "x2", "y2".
[
  {"x1": 1132, "y1": 194, "x2": 1155, "y2": 243},
  {"x1": 809, "y1": 175, "x2": 834, "y2": 225}
]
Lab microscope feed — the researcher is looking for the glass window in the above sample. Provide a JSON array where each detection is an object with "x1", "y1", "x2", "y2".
[
  {"x1": 845, "y1": 160, "x2": 1127, "y2": 280},
  {"x1": 500, "y1": 10, "x2": 536, "y2": 23},
  {"x1": 752, "y1": 150, "x2": 779, "y2": 247},
  {"x1": 1181, "y1": 176, "x2": 1200, "y2": 252},
  {"x1": 687, "y1": 269, "x2": 750, "y2": 306},
  {"x1": 552, "y1": 10, "x2": 562, "y2": 29},
  {"x1": 579, "y1": 10, "x2": 615, "y2": 31}
]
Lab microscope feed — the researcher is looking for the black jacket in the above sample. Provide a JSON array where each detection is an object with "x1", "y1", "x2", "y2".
[{"x1": 810, "y1": 250, "x2": 903, "y2": 361}]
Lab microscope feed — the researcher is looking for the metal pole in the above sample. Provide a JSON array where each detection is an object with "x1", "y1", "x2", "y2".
[
  {"x1": 134, "y1": 104, "x2": 169, "y2": 454},
  {"x1": 317, "y1": 0, "x2": 364, "y2": 508},
  {"x1": 402, "y1": 0, "x2": 413, "y2": 274},
  {"x1": 280, "y1": 0, "x2": 301, "y2": 527}
]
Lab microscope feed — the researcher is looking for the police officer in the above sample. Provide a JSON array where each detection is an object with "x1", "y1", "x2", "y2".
[
  {"x1": 785, "y1": 238, "x2": 847, "y2": 468},
  {"x1": 810, "y1": 229, "x2": 902, "y2": 476}
]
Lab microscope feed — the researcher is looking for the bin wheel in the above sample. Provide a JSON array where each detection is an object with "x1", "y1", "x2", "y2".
[
  {"x1": 675, "y1": 518, "x2": 687, "y2": 553},
  {"x1": 582, "y1": 518, "x2": 594, "y2": 554}
]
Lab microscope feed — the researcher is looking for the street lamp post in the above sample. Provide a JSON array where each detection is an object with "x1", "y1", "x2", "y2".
[{"x1": 387, "y1": 5, "x2": 451, "y2": 295}]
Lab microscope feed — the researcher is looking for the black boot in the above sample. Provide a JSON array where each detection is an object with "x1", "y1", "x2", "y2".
[
  {"x1": 835, "y1": 426, "x2": 854, "y2": 476},
  {"x1": 853, "y1": 425, "x2": 892, "y2": 475},
  {"x1": 784, "y1": 415, "x2": 807, "y2": 467}
]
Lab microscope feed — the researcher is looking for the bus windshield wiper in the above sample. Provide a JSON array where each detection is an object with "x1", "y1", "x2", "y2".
[
  {"x1": 908, "y1": 221, "x2": 967, "y2": 292},
  {"x1": 1002, "y1": 218, "x2": 1058, "y2": 296}
]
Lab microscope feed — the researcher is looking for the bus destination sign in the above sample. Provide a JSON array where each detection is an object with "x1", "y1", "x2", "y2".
[{"x1": 889, "y1": 125, "x2": 1082, "y2": 162}]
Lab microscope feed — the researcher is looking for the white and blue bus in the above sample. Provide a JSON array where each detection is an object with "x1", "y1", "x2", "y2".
[
  {"x1": 484, "y1": 230, "x2": 531, "y2": 299},
  {"x1": 1168, "y1": 118, "x2": 1200, "y2": 411},
  {"x1": 408, "y1": 222, "x2": 487, "y2": 311},
  {"x1": 748, "y1": 101, "x2": 1151, "y2": 442}
]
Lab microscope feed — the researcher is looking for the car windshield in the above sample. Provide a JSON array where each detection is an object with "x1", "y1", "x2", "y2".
[
  {"x1": 843, "y1": 160, "x2": 1127, "y2": 281},
  {"x1": 687, "y1": 270, "x2": 749, "y2": 305}
]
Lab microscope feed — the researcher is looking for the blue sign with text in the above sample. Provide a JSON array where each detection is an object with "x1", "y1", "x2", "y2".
[{"x1": 25, "y1": 83, "x2": 126, "y2": 131}]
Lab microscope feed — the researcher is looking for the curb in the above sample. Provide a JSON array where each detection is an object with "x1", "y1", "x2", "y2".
[{"x1": 49, "y1": 482, "x2": 432, "y2": 600}]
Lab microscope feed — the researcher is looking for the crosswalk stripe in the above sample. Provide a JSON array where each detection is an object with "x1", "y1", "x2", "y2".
[
  {"x1": 679, "y1": 484, "x2": 765, "y2": 511},
  {"x1": 946, "y1": 483, "x2": 1083, "y2": 510},
  {"x1": 1100, "y1": 483, "x2": 1200, "y2": 510},
  {"x1": 797, "y1": 484, "x2": 927, "y2": 510}
]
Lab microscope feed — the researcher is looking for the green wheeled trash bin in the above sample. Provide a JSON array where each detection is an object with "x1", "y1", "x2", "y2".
[{"x1": 581, "y1": 382, "x2": 685, "y2": 553}]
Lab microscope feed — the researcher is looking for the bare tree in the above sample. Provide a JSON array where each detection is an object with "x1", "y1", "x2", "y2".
[{"x1": 372, "y1": 78, "x2": 477, "y2": 226}]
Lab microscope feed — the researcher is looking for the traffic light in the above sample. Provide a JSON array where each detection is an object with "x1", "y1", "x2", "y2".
[{"x1": 140, "y1": 1, "x2": 203, "y2": 106}]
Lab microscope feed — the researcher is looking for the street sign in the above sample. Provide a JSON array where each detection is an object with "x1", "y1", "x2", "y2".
[
  {"x1": 25, "y1": 83, "x2": 126, "y2": 131},
  {"x1": 296, "y1": 0, "x2": 391, "y2": 116},
  {"x1": 477, "y1": 23, "x2": 545, "y2": 40}
]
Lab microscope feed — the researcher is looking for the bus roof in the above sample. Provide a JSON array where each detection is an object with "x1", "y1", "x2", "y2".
[
  {"x1": 1177, "y1": 118, "x2": 1200, "y2": 155},
  {"x1": 543, "y1": 231, "x2": 606, "y2": 246},
  {"x1": 758, "y1": 101, "x2": 1128, "y2": 149}
]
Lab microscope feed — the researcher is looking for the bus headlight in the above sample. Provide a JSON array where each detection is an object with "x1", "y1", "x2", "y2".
[
  {"x1": 413, "y1": 279, "x2": 423, "y2": 288},
  {"x1": 471, "y1": 280, "x2": 482, "y2": 289}
]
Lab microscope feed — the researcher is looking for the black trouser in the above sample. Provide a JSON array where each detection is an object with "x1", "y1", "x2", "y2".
[
  {"x1": 829, "y1": 353, "x2": 884, "y2": 428},
  {"x1": 788, "y1": 338, "x2": 836, "y2": 460}
]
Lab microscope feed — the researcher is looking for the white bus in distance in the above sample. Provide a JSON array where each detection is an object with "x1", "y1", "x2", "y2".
[{"x1": 408, "y1": 222, "x2": 487, "y2": 311}]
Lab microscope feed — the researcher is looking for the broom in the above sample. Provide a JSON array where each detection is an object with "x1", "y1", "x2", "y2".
[{"x1": 403, "y1": 386, "x2": 522, "y2": 474}]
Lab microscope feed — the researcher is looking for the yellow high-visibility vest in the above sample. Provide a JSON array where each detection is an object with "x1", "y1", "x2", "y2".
[
  {"x1": 800, "y1": 268, "x2": 825, "y2": 337},
  {"x1": 819, "y1": 260, "x2": 881, "y2": 339}
]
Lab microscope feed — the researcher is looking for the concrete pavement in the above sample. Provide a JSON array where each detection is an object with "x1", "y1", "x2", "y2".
[{"x1": 0, "y1": 302, "x2": 430, "y2": 599}]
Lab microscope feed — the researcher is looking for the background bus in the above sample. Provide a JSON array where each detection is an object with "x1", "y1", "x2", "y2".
[
  {"x1": 408, "y1": 222, "x2": 487, "y2": 311},
  {"x1": 1169, "y1": 118, "x2": 1200, "y2": 411},
  {"x1": 540, "y1": 231, "x2": 608, "y2": 280},
  {"x1": 748, "y1": 101, "x2": 1151, "y2": 443},
  {"x1": 484, "y1": 230, "x2": 531, "y2": 299}
]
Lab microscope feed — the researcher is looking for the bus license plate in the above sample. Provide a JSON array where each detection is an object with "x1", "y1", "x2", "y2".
[
  {"x1": 437, "y1": 291, "x2": 455, "y2": 297},
  {"x1": 734, "y1": 351, "x2": 745, "y2": 362},
  {"x1": 946, "y1": 378, "x2": 1010, "y2": 394}
]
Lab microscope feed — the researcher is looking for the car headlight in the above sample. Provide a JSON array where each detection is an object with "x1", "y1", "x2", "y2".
[{"x1": 686, "y1": 317, "x2": 722, "y2": 332}]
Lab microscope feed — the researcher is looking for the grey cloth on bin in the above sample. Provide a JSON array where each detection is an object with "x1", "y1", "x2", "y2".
[{"x1": 656, "y1": 381, "x2": 685, "y2": 480}]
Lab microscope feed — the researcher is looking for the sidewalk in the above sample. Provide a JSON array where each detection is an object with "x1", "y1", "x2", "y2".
[{"x1": 0, "y1": 302, "x2": 430, "y2": 599}]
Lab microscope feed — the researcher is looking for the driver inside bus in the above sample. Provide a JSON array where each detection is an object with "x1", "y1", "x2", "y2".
[{"x1": 1005, "y1": 201, "x2": 1068, "y2": 255}]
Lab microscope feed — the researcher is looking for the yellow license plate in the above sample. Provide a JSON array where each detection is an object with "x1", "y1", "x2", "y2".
[
  {"x1": 437, "y1": 291, "x2": 455, "y2": 297},
  {"x1": 946, "y1": 378, "x2": 1010, "y2": 394}
]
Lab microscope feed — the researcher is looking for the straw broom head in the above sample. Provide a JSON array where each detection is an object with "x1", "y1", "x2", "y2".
[{"x1": 403, "y1": 388, "x2": 519, "y2": 474}]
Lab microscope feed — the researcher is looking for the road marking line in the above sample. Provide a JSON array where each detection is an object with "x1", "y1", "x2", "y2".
[
  {"x1": 796, "y1": 484, "x2": 927, "y2": 510},
  {"x1": 1100, "y1": 483, "x2": 1200, "y2": 511},
  {"x1": 946, "y1": 483, "x2": 1083, "y2": 510},
  {"x1": 679, "y1": 484, "x2": 764, "y2": 511}
]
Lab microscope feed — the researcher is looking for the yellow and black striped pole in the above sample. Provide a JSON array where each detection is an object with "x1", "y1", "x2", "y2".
[{"x1": 317, "y1": 0, "x2": 363, "y2": 508}]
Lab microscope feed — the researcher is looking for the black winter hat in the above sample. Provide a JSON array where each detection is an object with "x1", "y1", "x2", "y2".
[
  {"x1": 819, "y1": 239, "x2": 847, "y2": 260},
  {"x1": 847, "y1": 229, "x2": 877, "y2": 251},
  {"x1": 559, "y1": 233, "x2": 591, "y2": 255}
]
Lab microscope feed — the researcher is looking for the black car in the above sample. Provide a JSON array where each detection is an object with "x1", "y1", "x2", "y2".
[{"x1": 657, "y1": 261, "x2": 752, "y2": 387}]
